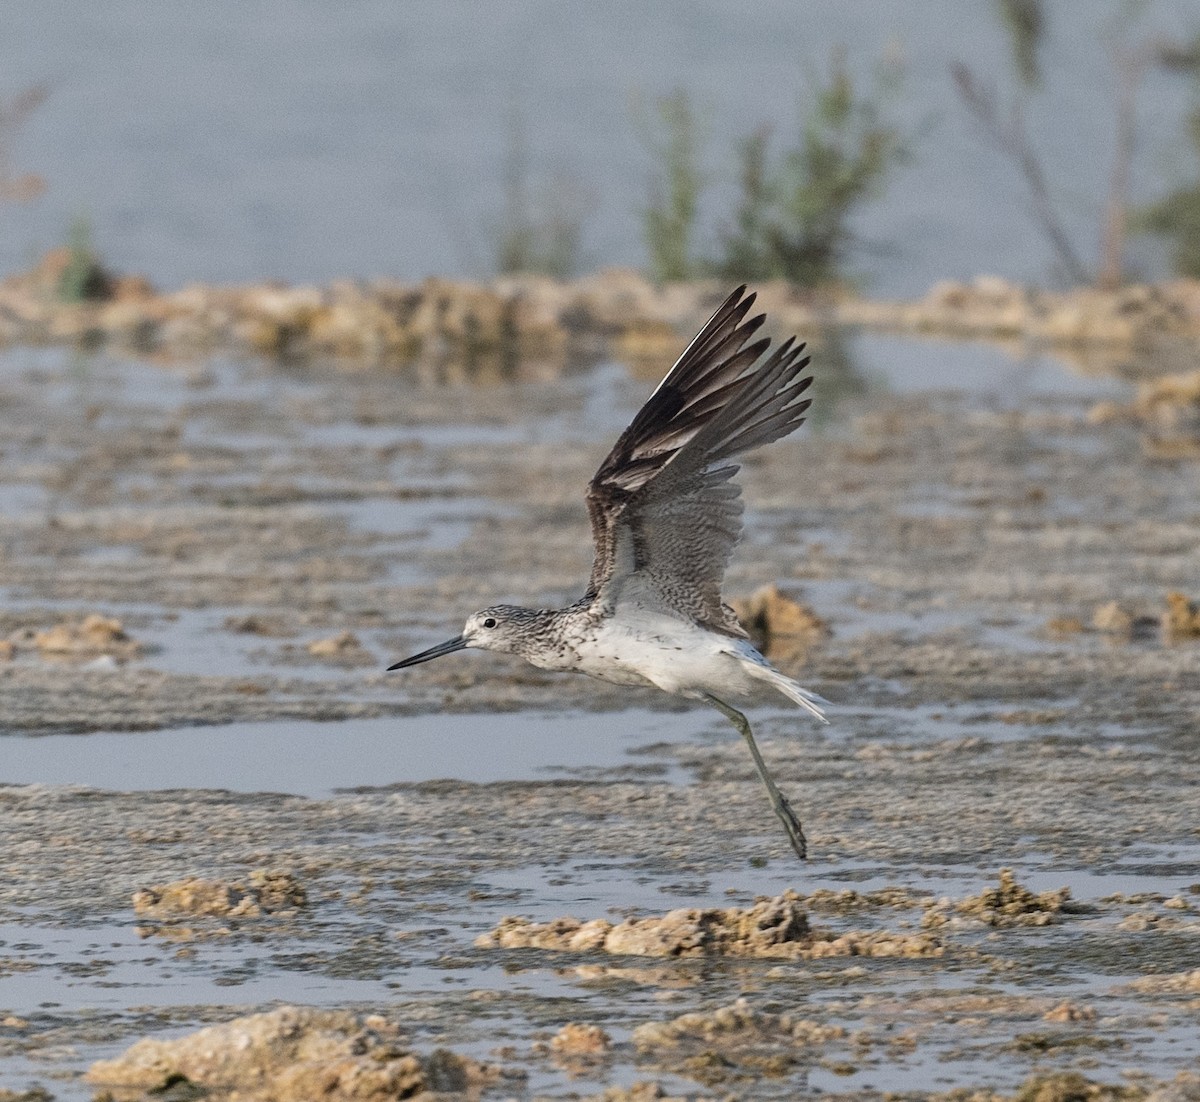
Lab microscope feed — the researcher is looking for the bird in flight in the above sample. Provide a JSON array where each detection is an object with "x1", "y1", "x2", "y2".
[{"x1": 389, "y1": 286, "x2": 827, "y2": 859}]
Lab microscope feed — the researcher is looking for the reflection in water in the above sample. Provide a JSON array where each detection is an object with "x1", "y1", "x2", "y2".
[
  {"x1": 842, "y1": 329, "x2": 1135, "y2": 402},
  {"x1": 808, "y1": 323, "x2": 871, "y2": 424},
  {"x1": 613, "y1": 322, "x2": 1133, "y2": 425}
]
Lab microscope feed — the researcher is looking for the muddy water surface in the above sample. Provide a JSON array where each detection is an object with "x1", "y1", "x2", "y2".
[{"x1": 0, "y1": 335, "x2": 1198, "y2": 1099}]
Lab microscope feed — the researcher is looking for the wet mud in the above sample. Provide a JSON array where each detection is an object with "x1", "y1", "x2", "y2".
[{"x1": 0, "y1": 335, "x2": 1198, "y2": 1099}]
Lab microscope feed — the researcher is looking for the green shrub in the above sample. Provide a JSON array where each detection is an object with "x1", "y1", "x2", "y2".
[
  {"x1": 717, "y1": 51, "x2": 907, "y2": 286},
  {"x1": 490, "y1": 105, "x2": 590, "y2": 278},
  {"x1": 1137, "y1": 105, "x2": 1200, "y2": 277},
  {"x1": 638, "y1": 88, "x2": 705, "y2": 283},
  {"x1": 637, "y1": 54, "x2": 908, "y2": 288},
  {"x1": 58, "y1": 215, "x2": 109, "y2": 302}
]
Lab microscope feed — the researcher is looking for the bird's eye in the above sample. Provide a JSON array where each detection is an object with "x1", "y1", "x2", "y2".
[{"x1": 482, "y1": 617, "x2": 497, "y2": 629}]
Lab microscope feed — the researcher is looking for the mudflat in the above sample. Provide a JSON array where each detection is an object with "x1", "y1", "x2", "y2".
[{"x1": 0, "y1": 335, "x2": 1197, "y2": 1100}]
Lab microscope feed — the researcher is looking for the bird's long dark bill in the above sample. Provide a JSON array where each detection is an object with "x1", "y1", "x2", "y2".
[{"x1": 387, "y1": 635, "x2": 467, "y2": 671}]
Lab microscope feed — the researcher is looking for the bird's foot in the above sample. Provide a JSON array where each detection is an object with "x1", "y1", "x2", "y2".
[{"x1": 775, "y1": 793, "x2": 807, "y2": 861}]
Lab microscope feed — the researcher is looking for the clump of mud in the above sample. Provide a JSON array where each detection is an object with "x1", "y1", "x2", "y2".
[
  {"x1": 85, "y1": 1005, "x2": 505, "y2": 1101},
  {"x1": 0, "y1": 1088, "x2": 54, "y2": 1102},
  {"x1": 549, "y1": 1022, "x2": 612, "y2": 1057},
  {"x1": 292, "y1": 629, "x2": 375, "y2": 666},
  {"x1": 633, "y1": 996, "x2": 847, "y2": 1051},
  {"x1": 631, "y1": 997, "x2": 849, "y2": 1086},
  {"x1": 795, "y1": 886, "x2": 930, "y2": 912},
  {"x1": 132, "y1": 869, "x2": 306, "y2": 936},
  {"x1": 1043, "y1": 1001, "x2": 1098, "y2": 1023},
  {"x1": 729, "y1": 584, "x2": 830, "y2": 666},
  {"x1": 1162, "y1": 592, "x2": 1200, "y2": 644},
  {"x1": 925, "y1": 1069, "x2": 1151, "y2": 1101},
  {"x1": 1128, "y1": 968, "x2": 1200, "y2": 994},
  {"x1": 1092, "y1": 600, "x2": 1140, "y2": 640},
  {"x1": 1088, "y1": 594, "x2": 1200, "y2": 644},
  {"x1": 306, "y1": 629, "x2": 368, "y2": 657},
  {"x1": 584, "y1": 1084, "x2": 691, "y2": 1102},
  {"x1": 1092, "y1": 367, "x2": 1200, "y2": 459},
  {"x1": 1145, "y1": 1074, "x2": 1200, "y2": 1102},
  {"x1": 923, "y1": 869, "x2": 1076, "y2": 929},
  {"x1": 224, "y1": 613, "x2": 296, "y2": 638},
  {"x1": 540, "y1": 1022, "x2": 613, "y2": 1073},
  {"x1": 16, "y1": 613, "x2": 142, "y2": 660},
  {"x1": 476, "y1": 890, "x2": 942, "y2": 960}
]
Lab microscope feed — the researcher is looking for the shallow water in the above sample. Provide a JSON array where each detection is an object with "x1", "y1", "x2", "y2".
[
  {"x1": 0, "y1": 709, "x2": 697, "y2": 794},
  {"x1": 849, "y1": 334, "x2": 1136, "y2": 401},
  {"x1": 2, "y1": 2, "x2": 1197, "y2": 295}
]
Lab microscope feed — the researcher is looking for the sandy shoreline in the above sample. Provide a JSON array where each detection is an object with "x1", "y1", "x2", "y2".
[{"x1": 5, "y1": 258, "x2": 1200, "y2": 376}]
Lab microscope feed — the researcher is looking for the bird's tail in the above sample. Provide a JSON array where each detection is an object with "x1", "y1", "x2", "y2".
[{"x1": 745, "y1": 662, "x2": 830, "y2": 724}]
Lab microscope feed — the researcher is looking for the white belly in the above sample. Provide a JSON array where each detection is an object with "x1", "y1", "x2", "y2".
[{"x1": 569, "y1": 613, "x2": 762, "y2": 699}]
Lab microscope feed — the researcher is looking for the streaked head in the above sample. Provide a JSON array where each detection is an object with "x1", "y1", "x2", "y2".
[{"x1": 387, "y1": 605, "x2": 541, "y2": 670}]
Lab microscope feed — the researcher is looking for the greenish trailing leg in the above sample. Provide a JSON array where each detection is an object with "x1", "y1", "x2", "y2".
[{"x1": 705, "y1": 693, "x2": 807, "y2": 860}]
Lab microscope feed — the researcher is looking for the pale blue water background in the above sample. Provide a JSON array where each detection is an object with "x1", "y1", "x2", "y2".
[{"x1": 1, "y1": 0, "x2": 1197, "y2": 293}]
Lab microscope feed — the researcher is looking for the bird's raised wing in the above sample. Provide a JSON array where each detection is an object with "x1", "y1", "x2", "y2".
[{"x1": 585, "y1": 286, "x2": 812, "y2": 634}]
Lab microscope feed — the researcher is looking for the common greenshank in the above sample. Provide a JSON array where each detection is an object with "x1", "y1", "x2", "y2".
[{"x1": 389, "y1": 285, "x2": 827, "y2": 859}]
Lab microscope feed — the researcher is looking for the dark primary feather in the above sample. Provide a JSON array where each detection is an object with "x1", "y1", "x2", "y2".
[{"x1": 585, "y1": 286, "x2": 813, "y2": 633}]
